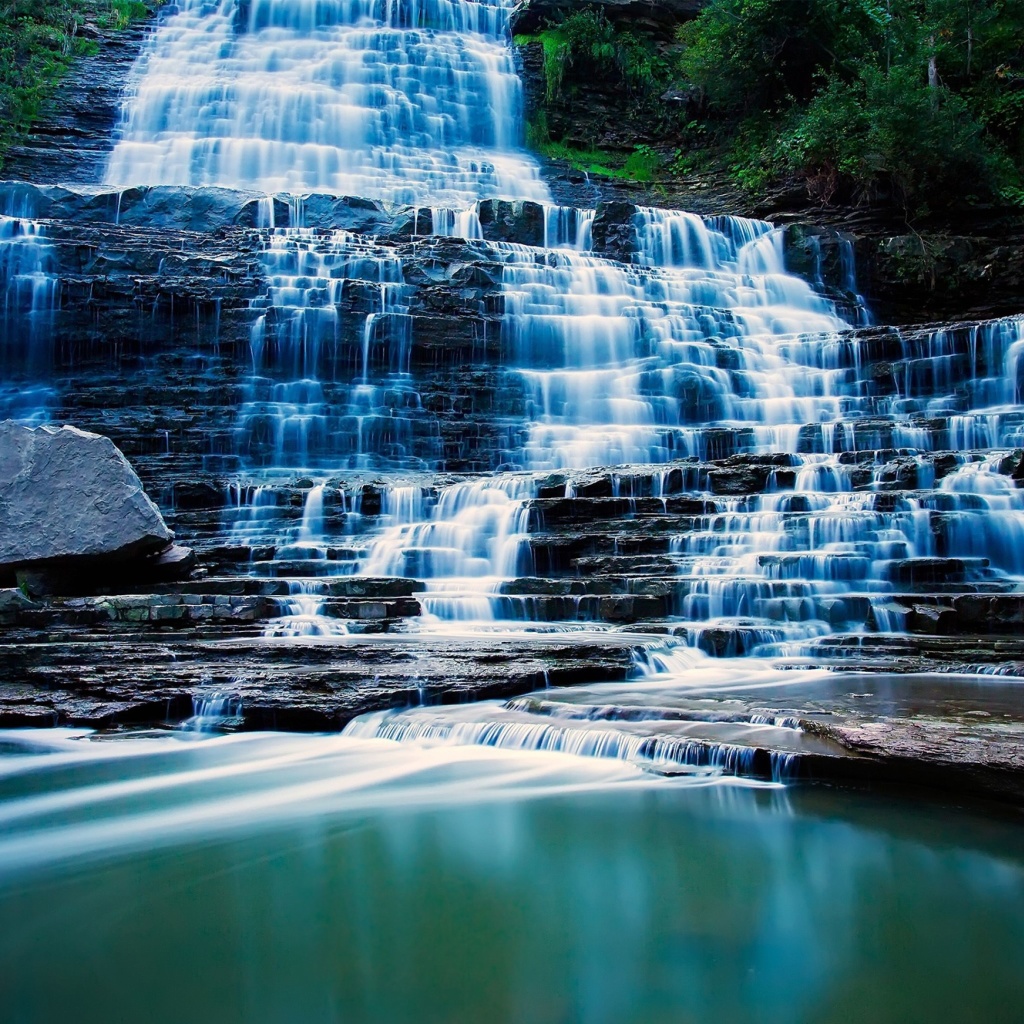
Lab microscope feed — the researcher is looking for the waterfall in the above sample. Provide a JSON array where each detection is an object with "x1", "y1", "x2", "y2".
[
  {"x1": 359, "y1": 475, "x2": 536, "y2": 621},
  {"x1": 0, "y1": 216, "x2": 59, "y2": 424},
  {"x1": 104, "y1": 0, "x2": 549, "y2": 207},
  {"x1": 239, "y1": 228, "x2": 431, "y2": 472},
  {"x1": 497, "y1": 215, "x2": 851, "y2": 472},
  {"x1": 33, "y1": 0, "x2": 1024, "y2": 655}
]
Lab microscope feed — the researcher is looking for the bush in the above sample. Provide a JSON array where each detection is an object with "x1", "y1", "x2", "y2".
[
  {"x1": 676, "y1": 0, "x2": 1024, "y2": 210},
  {"x1": 780, "y1": 65, "x2": 996, "y2": 209},
  {"x1": 624, "y1": 144, "x2": 661, "y2": 182}
]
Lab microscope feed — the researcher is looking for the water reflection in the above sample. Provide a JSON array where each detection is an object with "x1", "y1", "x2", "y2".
[{"x1": 0, "y1": 730, "x2": 1022, "y2": 1023}]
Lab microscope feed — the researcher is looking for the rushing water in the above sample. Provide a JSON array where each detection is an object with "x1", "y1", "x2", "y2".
[
  {"x1": 1, "y1": 729, "x2": 1023, "y2": 1024},
  {"x1": 91, "y1": 0, "x2": 1024, "y2": 644},
  {"x1": 215, "y1": 193, "x2": 1024, "y2": 633},
  {"x1": 4, "y1": 0, "x2": 1024, "y2": 1010},
  {"x1": 104, "y1": 0, "x2": 548, "y2": 206}
]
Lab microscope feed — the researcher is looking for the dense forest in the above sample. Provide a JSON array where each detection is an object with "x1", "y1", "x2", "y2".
[{"x1": 518, "y1": 0, "x2": 1024, "y2": 215}]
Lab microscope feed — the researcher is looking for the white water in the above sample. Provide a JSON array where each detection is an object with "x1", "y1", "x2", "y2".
[
  {"x1": 501, "y1": 212, "x2": 848, "y2": 470},
  {"x1": 93, "y1": 0, "x2": 1024, "y2": 687},
  {"x1": 104, "y1": 0, "x2": 548, "y2": 206}
]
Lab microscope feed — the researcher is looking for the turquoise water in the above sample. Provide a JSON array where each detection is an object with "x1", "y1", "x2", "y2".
[{"x1": 0, "y1": 730, "x2": 1022, "y2": 1023}]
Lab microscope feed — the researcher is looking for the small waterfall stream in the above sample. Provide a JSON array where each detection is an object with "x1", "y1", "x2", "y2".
[{"x1": 0, "y1": 215, "x2": 59, "y2": 423}]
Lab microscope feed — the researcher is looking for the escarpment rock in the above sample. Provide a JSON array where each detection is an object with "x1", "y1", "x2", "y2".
[
  {"x1": 0, "y1": 182, "x2": 391, "y2": 234},
  {"x1": 1, "y1": 176, "x2": 1023, "y2": 802},
  {"x1": 0, "y1": 422, "x2": 176, "y2": 582}
]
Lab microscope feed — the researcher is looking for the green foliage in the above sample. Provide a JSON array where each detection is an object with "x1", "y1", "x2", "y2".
[
  {"x1": 523, "y1": 115, "x2": 624, "y2": 177},
  {"x1": 103, "y1": 0, "x2": 149, "y2": 30},
  {"x1": 0, "y1": 0, "x2": 154, "y2": 169},
  {"x1": 535, "y1": 140, "x2": 624, "y2": 179},
  {"x1": 519, "y1": 8, "x2": 668, "y2": 103},
  {"x1": 623, "y1": 144, "x2": 662, "y2": 182},
  {"x1": 677, "y1": 0, "x2": 1024, "y2": 211}
]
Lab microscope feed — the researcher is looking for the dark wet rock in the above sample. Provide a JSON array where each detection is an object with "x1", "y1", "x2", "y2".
[
  {"x1": 591, "y1": 202, "x2": 641, "y2": 262},
  {"x1": 839, "y1": 231, "x2": 1024, "y2": 325},
  {"x1": 0, "y1": 422, "x2": 173, "y2": 582},
  {"x1": 0, "y1": 182, "x2": 391, "y2": 233},
  {"x1": 15, "y1": 543, "x2": 199, "y2": 599},
  {"x1": 0, "y1": 632, "x2": 642, "y2": 730},
  {"x1": 477, "y1": 199, "x2": 546, "y2": 246},
  {"x1": 388, "y1": 207, "x2": 434, "y2": 236}
]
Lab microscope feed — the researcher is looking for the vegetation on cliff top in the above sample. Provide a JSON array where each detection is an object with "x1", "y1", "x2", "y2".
[
  {"x1": 521, "y1": 1, "x2": 1024, "y2": 215},
  {"x1": 0, "y1": 0, "x2": 151, "y2": 169}
]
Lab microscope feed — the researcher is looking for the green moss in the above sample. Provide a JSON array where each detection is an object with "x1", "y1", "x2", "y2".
[
  {"x1": 515, "y1": 29, "x2": 569, "y2": 103},
  {"x1": 623, "y1": 145, "x2": 661, "y2": 183},
  {"x1": 531, "y1": 132, "x2": 623, "y2": 177},
  {"x1": 517, "y1": 11, "x2": 670, "y2": 105},
  {"x1": 524, "y1": 119, "x2": 664, "y2": 183}
]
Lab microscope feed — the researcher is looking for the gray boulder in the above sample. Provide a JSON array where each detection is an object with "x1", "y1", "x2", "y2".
[{"x1": 0, "y1": 422, "x2": 172, "y2": 571}]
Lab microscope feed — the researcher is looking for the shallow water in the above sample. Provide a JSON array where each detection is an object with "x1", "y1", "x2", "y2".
[{"x1": 1, "y1": 730, "x2": 1022, "y2": 1024}]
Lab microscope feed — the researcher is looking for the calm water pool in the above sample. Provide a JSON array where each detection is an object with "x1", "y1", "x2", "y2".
[{"x1": 0, "y1": 729, "x2": 1022, "y2": 1024}]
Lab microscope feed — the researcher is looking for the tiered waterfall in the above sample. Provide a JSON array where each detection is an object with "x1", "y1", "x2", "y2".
[{"x1": 1, "y1": 0, "x2": 1023, "y2": 772}]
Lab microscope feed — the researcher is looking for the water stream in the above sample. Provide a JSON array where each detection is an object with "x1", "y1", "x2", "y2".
[
  {"x1": 1, "y1": 729, "x2": 1023, "y2": 1023},
  {"x1": 3, "y1": 0, "x2": 1024, "y2": 1010}
]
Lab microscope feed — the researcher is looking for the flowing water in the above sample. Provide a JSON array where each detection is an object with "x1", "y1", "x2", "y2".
[
  {"x1": 104, "y1": 0, "x2": 548, "y2": 205},
  {"x1": 91, "y1": 0, "x2": 1024, "y2": 644},
  {"x1": 3, "y1": 0, "x2": 1024, "y2": 1013},
  {"x1": 1, "y1": 729, "x2": 1024, "y2": 1024}
]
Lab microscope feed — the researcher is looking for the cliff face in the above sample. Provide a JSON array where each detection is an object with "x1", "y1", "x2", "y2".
[{"x1": 2, "y1": 2, "x2": 163, "y2": 185}]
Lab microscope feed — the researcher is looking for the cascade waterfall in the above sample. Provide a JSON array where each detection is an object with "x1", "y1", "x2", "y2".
[{"x1": 0, "y1": 0, "x2": 1021, "y2": 770}]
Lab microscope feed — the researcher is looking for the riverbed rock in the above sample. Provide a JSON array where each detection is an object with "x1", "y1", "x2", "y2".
[{"x1": 0, "y1": 422, "x2": 174, "y2": 581}]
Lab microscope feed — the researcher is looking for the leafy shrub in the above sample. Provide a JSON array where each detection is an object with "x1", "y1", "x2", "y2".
[{"x1": 676, "y1": 0, "x2": 1024, "y2": 210}]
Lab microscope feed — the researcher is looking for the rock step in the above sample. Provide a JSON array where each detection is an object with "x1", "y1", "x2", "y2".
[
  {"x1": 146, "y1": 576, "x2": 426, "y2": 598},
  {"x1": 0, "y1": 633, "x2": 642, "y2": 730},
  {"x1": 0, "y1": 592, "x2": 421, "y2": 628}
]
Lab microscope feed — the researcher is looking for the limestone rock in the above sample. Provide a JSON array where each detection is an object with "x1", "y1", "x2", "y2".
[{"x1": 0, "y1": 422, "x2": 172, "y2": 572}]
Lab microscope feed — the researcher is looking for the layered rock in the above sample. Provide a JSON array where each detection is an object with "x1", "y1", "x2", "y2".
[{"x1": 1, "y1": 178, "x2": 1024, "y2": 808}]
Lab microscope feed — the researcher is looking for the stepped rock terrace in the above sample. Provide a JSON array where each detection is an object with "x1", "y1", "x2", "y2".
[
  {"x1": 2, "y1": 175, "x2": 1024, "y2": 800},
  {"x1": 1, "y1": 0, "x2": 1023, "y2": 808}
]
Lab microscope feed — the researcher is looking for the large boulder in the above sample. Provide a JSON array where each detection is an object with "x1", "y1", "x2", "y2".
[{"x1": 0, "y1": 422, "x2": 173, "y2": 575}]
